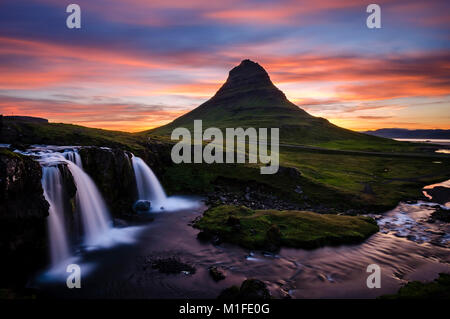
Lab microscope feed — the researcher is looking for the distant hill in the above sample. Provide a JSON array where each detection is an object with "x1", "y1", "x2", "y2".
[
  {"x1": 362, "y1": 129, "x2": 450, "y2": 139},
  {"x1": 1, "y1": 115, "x2": 48, "y2": 123},
  {"x1": 148, "y1": 59, "x2": 410, "y2": 151}
]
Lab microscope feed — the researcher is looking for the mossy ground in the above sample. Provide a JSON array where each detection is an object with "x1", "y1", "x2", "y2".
[
  {"x1": 195, "y1": 205, "x2": 379, "y2": 250},
  {"x1": 380, "y1": 273, "x2": 450, "y2": 299}
]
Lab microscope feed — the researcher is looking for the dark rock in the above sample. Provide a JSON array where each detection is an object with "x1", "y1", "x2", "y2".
[
  {"x1": 424, "y1": 186, "x2": 450, "y2": 205},
  {"x1": 150, "y1": 257, "x2": 196, "y2": 275},
  {"x1": 0, "y1": 149, "x2": 49, "y2": 288},
  {"x1": 218, "y1": 279, "x2": 271, "y2": 300},
  {"x1": 428, "y1": 207, "x2": 450, "y2": 223},
  {"x1": 218, "y1": 286, "x2": 240, "y2": 299},
  {"x1": 79, "y1": 147, "x2": 137, "y2": 218},
  {"x1": 133, "y1": 200, "x2": 151, "y2": 212},
  {"x1": 209, "y1": 266, "x2": 226, "y2": 281},
  {"x1": 277, "y1": 166, "x2": 302, "y2": 178},
  {"x1": 197, "y1": 230, "x2": 214, "y2": 241}
]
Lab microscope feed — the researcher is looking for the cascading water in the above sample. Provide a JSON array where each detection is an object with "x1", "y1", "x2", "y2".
[
  {"x1": 64, "y1": 149, "x2": 83, "y2": 168},
  {"x1": 37, "y1": 149, "x2": 112, "y2": 249},
  {"x1": 41, "y1": 165, "x2": 71, "y2": 267},
  {"x1": 65, "y1": 160, "x2": 111, "y2": 245},
  {"x1": 132, "y1": 156, "x2": 167, "y2": 209},
  {"x1": 131, "y1": 155, "x2": 199, "y2": 212}
]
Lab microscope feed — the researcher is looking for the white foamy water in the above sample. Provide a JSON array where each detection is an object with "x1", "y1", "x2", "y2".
[
  {"x1": 41, "y1": 166, "x2": 71, "y2": 268},
  {"x1": 66, "y1": 160, "x2": 112, "y2": 246},
  {"x1": 131, "y1": 155, "x2": 200, "y2": 212}
]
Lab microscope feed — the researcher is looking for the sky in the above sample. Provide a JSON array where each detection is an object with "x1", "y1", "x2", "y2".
[{"x1": 0, "y1": 0, "x2": 449, "y2": 132}]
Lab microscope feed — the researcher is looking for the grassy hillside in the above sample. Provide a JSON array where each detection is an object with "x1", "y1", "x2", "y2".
[
  {"x1": 0, "y1": 117, "x2": 147, "y2": 153},
  {"x1": 2, "y1": 117, "x2": 449, "y2": 213}
]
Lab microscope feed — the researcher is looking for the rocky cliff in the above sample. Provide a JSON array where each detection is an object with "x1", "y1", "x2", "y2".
[
  {"x1": 0, "y1": 148, "x2": 49, "y2": 288},
  {"x1": 79, "y1": 147, "x2": 137, "y2": 218}
]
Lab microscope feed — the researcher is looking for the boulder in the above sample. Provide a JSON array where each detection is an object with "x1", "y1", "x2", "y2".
[
  {"x1": 209, "y1": 266, "x2": 226, "y2": 281},
  {"x1": 133, "y1": 200, "x2": 151, "y2": 212}
]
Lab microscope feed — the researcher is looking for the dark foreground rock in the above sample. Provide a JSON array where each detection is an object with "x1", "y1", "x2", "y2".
[
  {"x1": 218, "y1": 279, "x2": 271, "y2": 299},
  {"x1": 133, "y1": 200, "x2": 151, "y2": 212},
  {"x1": 428, "y1": 207, "x2": 450, "y2": 223},
  {"x1": 0, "y1": 148, "x2": 49, "y2": 288},
  {"x1": 424, "y1": 186, "x2": 450, "y2": 205}
]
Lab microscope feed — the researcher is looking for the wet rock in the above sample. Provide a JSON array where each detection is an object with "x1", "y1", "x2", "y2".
[
  {"x1": 424, "y1": 186, "x2": 450, "y2": 205},
  {"x1": 0, "y1": 149, "x2": 49, "y2": 288},
  {"x1": 218, "y1": 286, "x2": 240, "y2": 299},
  {"x1": 150, "y1": 257, "x2": 196, "y2": 275},
  {"x1": 79, "y1": 147, "x2": 136, "y2": 218},
  {"x1": 197, "y1": 230, "x2": 214, "y2": 241},
  {"x1": 428, "y1": 207, "x2": 450, "y2": 223},
  {"x1": 209, "y1": 266, "x2": 226, "y2": 281},
  {"x1": 218, "y1": 279, "x2": 271, "y2": 299},
  {"x1": 133, "y1": 200, "x2": 151, "y2": 212}
]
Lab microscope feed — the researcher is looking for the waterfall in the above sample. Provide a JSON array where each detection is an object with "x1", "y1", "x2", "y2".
[
  {"x1": 66, "y1": 161, "x2": 111, "y2": 245},
  {"x1": 64, "y1": 149, "x2": 83, "y2": 168},
  {"x1": 41, "y1": 165, "x2": 71, "y2": 267},
  {"x1": 132, "y1": 156, "x2": 167, "y2": 209},
  {"x1": 38, "y1": 150, "x2": 111, "y2": 249}
]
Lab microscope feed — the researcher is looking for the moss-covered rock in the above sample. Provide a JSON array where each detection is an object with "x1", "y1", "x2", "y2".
[
  {"x1": 379, "y1": 273, "x2": 450, "y2": 299},
  {"x1": 195, "y1": 205, "x2": 379, "y2": 251}
]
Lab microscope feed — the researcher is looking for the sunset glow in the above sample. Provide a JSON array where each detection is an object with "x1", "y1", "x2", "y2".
[{"x1": 0, "y1": 0, "x2": 449, "y2": 131}]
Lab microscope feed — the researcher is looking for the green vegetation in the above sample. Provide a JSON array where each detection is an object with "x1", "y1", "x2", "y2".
[
  {"x1": 380, "y1": 273, "x2": 450, "y2": 299},
  {"x1": 195, "y1": 205, "x2": 379, "y2": 250},
  {"x1": 161, "y1": 146, "x2": 450, "y2": 213},
  {"x1": 0, "y1": 118, "x2": 148, "y2": 154},
  {"x1": 0, "y1": 148, "x2": 21, "y2": 159},
  {"x1": 279, "y1": 147, "x2": 450, "y2": 209}
]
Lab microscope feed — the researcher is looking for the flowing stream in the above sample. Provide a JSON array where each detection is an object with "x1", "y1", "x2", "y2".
[{"x1": 19, "y1": 145, "x2": 449, "y2": 298}]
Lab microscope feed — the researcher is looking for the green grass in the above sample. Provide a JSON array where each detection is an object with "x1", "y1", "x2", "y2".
[
  {"x1": 279, "y1": 148, "x2": 450, "y2": 209},
  {"x1": 1, "y1": 119, "x2": 148, "y2": 154},
  {"x1": 3, "y1": 118, "x2": 450, "y2": 213},
  {"x1": 379, "y1": 273, "x2": 450, "y2": 299},
  {"x1": 195, "y1": 205, "x2": 379, "y2": 250}
]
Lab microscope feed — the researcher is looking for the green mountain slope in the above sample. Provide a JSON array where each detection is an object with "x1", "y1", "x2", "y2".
[{"x1": 147, "y1": 59, "x2": 413, "y2": 152}]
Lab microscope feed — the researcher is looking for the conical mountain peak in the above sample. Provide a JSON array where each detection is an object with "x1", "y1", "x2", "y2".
[{"x1": 212, "y1": 59, "x2": 287, "y2": 102}]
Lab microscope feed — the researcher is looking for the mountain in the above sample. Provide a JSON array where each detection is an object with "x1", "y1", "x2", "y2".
[
  {"x1": 362, "y1": 129, "x2": 450, "y2": 140},
  {"x1": 148, "y1": 59, "x2": 398, "y2": 149}
]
